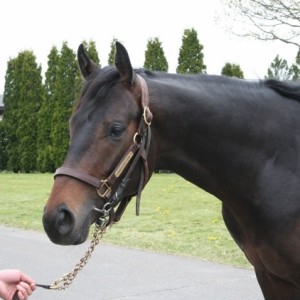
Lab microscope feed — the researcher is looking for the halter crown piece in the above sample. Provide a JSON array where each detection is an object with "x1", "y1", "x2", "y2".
[{"x1": 54, "y1": 74, "x2": 152, "y2": 224}]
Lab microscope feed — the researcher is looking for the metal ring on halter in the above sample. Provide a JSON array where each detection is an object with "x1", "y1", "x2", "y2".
[
  {"x1": 143, "y1": 107, "x2": 152, "y2": 125},
  {"x1": 93, "y1": 203, "x2": 112, "y2": 217},
  {"x1": 133, "y1": 132, "x2": 142, "y2": 144}
]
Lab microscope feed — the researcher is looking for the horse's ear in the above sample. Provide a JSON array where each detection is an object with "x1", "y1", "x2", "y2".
[
  {"x1": 115, "y1": 42, "x2": 136, "y2": 86},
  {"x1": 77, "y1": 44, "x2": 98, "y2": 79}
]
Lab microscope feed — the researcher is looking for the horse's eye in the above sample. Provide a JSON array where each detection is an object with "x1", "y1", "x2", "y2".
[{"x1": 108, "y1": 124, "x2": 126, "y2": 140}]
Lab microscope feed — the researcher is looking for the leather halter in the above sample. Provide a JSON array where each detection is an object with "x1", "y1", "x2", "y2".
[{"x1": 54, "y1": 74, "x2": 152, "y2": 224}]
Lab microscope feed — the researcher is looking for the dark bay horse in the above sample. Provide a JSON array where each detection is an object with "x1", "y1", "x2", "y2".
[{"x1": 43, "y1": 42, "x2": 300, "y2": 299}]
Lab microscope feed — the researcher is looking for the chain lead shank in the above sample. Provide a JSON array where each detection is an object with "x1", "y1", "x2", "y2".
[{"x1": 47, "y1": 220, "x2": 107, "y2": 290}]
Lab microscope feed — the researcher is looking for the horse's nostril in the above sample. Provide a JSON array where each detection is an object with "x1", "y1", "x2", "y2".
[{"x1": 55, "y1": 205, "x2": 75, "y2": 235}]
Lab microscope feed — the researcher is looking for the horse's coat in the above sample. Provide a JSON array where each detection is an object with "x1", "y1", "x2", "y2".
[{"x1": 43, "y1": 42, "x2": 300, "y2": 299}]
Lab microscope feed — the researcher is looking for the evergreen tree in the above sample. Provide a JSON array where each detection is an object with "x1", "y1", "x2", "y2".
[
  {"x1": 108, "y1": 38, "x2": 117, "y2": 65},
  {"x1": 3, "y1": 51, "x2": 43, "y2": 172},
  {"x1": 16, "y1": 51, "x2": 44, "y2": 172},
  {"x1": 0, "y1": 120, "x2": 8, "y2": 170},
  {"x1": 144, "y1": 37, "x2": 168, "y2": 72},
  {"x1": 221, "y1": 63, "x2": 244, "y2": 79},
  {"x1": 176, "y1": 28, "x2": 206, "y2": 74},
  {"x1": 266, "y1": 50, "x2": 300, "y2": 80},
  {"x1": 266, "y1": 55, "x2": 292, "y2": 80},
  {"x1": 290, "y1": 48, "x2": 300, "y2": 80},
  {"x1": 3, "y1": 58, "x2": 21, "y2": 171},
  {"x1": 1, "y1": 59, "x2": 18, "y2": 171},
  {"x1": 37, "y1": 46, "x2": 59, "y2": 172},
  {"x1": 51, "y1": 42, "x2": 78, "y2": 168}
]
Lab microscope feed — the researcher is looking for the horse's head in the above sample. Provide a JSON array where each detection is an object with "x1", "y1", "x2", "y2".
[{"x1": 43, "y1": 42, "x2": 154, "y2": 245}]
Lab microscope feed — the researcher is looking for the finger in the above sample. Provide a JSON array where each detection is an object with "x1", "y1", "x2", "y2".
[
  {"x1": 16, "y1": 283, "x2": 30, "y2": 300},
  {"x1": 19, "y1": 273, "x2": 35, "y2": 285},
  {"x1": 19, "y1": 282, "x2": 34, "y2": 295},
  {"x1": 30, "y1": 282, "x2": 36, "y2": 291}
]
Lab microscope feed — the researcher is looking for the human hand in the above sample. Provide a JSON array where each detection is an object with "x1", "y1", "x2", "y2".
[{"x1": 0, "y1": 269, "x2": 36, "y2": 300}]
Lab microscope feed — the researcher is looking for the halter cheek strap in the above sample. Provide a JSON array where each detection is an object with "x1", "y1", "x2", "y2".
[{"x1": 54, "y1": 74, "x2": 152, "y2": 224}]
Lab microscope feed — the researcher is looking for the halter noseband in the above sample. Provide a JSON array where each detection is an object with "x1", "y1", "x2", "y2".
[{"x1": 54, "y1": 74, "x2": 152, "y2": 224}]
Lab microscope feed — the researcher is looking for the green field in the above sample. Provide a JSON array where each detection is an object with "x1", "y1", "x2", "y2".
[{"x1": 0, "y1": 172, "x2": 250, "y2": 268}]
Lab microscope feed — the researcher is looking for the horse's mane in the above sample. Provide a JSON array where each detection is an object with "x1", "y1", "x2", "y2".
[
  {"x1": 79, "y1": 66, "x2": 300, "y2": 106},
  {"x1": 144, "y1": 70, "x2": 300, "y2": 103},
  {"x1": 264, "y1": 79, "x2": 300, "y2": 102}
]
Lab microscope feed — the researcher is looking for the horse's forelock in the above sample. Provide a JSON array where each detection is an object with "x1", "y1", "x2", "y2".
[{"x1": 77, "y1": 67, "x2": 121, "y2": 108}]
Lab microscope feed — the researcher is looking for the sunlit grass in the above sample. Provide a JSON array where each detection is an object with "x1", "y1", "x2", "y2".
[{"x1": 0, "y1": 172, "x2": 250, "y2": 268}]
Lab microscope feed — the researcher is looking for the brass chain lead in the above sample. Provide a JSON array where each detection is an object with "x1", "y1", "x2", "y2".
[{"x1": 48, "y1": 220, "x2": 108, "y2": 290}]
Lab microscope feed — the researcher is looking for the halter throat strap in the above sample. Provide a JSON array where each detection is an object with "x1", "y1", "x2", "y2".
[{"x1": 54, "y1": 74, "x2": 152, "y2": 223}]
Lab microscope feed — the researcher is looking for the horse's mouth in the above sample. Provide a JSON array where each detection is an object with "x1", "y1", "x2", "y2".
[
  {"x1": 71, "y1": 229, "x2": 90, "y2": 245},
  {"x1": 45, "y1": 222, "x2": 91, "y2": 246}
]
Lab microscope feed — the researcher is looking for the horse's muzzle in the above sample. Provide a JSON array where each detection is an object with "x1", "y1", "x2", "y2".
[{"x1": 43, "y1": 204, "x2": 87, "y2": 245}]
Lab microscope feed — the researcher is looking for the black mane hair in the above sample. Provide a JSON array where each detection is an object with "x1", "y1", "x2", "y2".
[
  {"x1": 264, "y1": 79, "x2": 300, "y2": 102},
  {"x1": 77, "y1": 66, "x2": 120, "y2": 108},
  {"x1": 78, "y1": 65, "x2": 300, "y2": 108}
]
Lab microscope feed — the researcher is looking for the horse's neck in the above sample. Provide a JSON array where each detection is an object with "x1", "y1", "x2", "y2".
[{"x1": 150, "y1": 77, "x2": 266, "y2": 199}]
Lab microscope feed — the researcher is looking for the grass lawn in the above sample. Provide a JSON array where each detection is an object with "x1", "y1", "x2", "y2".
[{"x1": 0, "y1": 172, "x2": 251, "y2": 268}]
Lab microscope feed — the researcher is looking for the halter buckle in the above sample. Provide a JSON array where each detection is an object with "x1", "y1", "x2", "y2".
[{"x1": 97, "y1": 180, "x2": 111, "y2": 198}]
